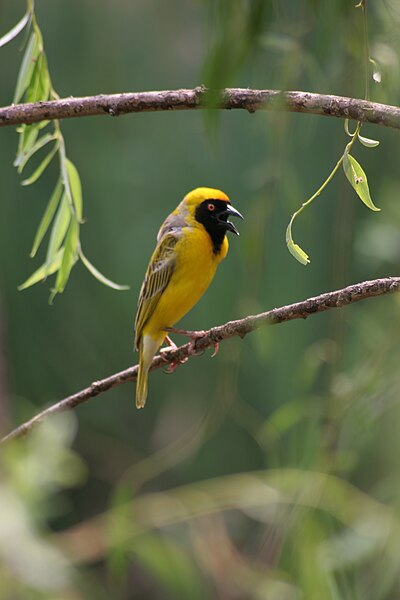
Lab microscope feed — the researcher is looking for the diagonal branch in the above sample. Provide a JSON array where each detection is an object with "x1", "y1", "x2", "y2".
[
  {"x1": 1, "y1": 276, "x2": 399, "y2": 445},
  {"x1": 1, "y1": 87, "x2": 400, "y2": 129}
]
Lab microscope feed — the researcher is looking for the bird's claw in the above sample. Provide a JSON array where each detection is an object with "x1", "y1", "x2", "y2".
[
  {"x1": 211, "y1": 342, "x2": 219, "y2": 357},
  {"x1": 165, "y1": 327, "x2": 218, "y2": 357},
  {"x1": 160, "y1": 344, "x2": 188, "y2": 374}
]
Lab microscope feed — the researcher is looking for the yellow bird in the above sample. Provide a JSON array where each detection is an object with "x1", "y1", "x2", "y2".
[{"x1": 134, "y1": 187, "x2": 243, "y2": 409}]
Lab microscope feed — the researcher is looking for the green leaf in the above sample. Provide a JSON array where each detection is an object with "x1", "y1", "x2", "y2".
[
  {"x1": 24, "y1": 52, "x2": 45, "y2": 104},
  {"x1": 0, "y1": 10, "x2": 30, "y2": 49},
  {"x1": 79, "y1": 248, "x2": 130, "y2": 290},
  {"x1": 54, "y1": 219, "x2": 79, "y2": 294},
  {"x1": 36, "y1": 52, "x2": 50, "y2": 101},
  {"x1": 286, "y1": 219, "x2": 310, "y2": 266},
  {"x1": 342, "y1": 152, "x2": 380, "y2": 211},
  {"x1": 22, "y1": 52, "x2": 51, "y2": 105},
  {"x1": 18, "y1": 249, "x2": 63, "y2": 291},
  {"x1": 357, "y1": 133, "x2": 380, "y2": 148},
  {"x1": 30, "y1": 179, "x2": 63, "y2": 257},
  {"x1": 344, "y1": 119, "x2": 356, "y2": 137},
  {"x1": 13, "y1": 32, "x2": 40, "y2": 103},
  {"x1": 66, "y1": 160, "x2": 83, "y2": 221},
  {"x1": 22, "y1": 143, "x2": 58, "y2": 186},
  {"x1": 14, "y1": 124, "x2": 40, "y2": 168},
  {"x1": 17, "y1": 132, "x2": 57, "y2": 173},
  {"x1": 46, "y1": 193, "x2": 71, "y2": 265}
]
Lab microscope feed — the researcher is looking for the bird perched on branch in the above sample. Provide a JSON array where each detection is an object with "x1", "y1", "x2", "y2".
[{"x1": 134, "y1": 187, "x2": 243, "y2": 409}]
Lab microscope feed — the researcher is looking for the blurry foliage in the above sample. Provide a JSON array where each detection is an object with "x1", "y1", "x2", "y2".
[
  {"x1": 0, "y1": 413, "x2": 85, "y2": 598},
  {"x1": 1, "y1": 0, "x2": 400, "y2": 598}
]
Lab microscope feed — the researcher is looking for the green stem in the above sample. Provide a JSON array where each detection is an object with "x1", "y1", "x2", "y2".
[
  {"x1": 360, "y1": 0, "x2": 370, "y2": 101},
  {"x1": 287, "y1": 123, "x2": 360, "y2": 251}
]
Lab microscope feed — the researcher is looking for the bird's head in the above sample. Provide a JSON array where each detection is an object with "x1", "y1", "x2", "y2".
[{"x1": 183, "y1": 188, "x2": 243, "y2": 245}]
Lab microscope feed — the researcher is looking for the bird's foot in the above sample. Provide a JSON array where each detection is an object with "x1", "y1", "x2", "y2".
[
  {"x1": 160, "y1": 336, "x2": 188, "y2": 373},
  {"x1": 164, "y1": 335, "x2": 177, "y2": 349},
  {"x1": 165, "y1": 327, "x2": 219, "y2": 357}
]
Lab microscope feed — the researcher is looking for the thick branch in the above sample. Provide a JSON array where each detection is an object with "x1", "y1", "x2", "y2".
[
  {"x1": 1, "y1": 277, "x2": 399, "y2": 445},
  {"x1": 1, "y1": 88, "x2": 400, "y2": 129}
]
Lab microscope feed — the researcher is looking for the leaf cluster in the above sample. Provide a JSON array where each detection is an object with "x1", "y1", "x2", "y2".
[{"x1": 1, "y1": 1, "x2": 128, "y2": 301}]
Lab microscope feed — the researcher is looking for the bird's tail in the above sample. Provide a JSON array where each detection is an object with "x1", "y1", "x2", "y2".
[{"x1": 136, "y1": 335, "x2": 161, "y2": 409}]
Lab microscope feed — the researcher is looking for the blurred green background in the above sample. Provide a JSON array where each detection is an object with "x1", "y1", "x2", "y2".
[{"x1": 1, "y1": 0, "x2": 400, "y2": 598}]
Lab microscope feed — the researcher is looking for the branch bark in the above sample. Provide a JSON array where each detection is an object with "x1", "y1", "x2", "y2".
[
  {"x1": 1, "y1": 88, "x2": 400, "y2": 129},
  {"x1": 1, "y1": 276, "x2": 399, "y2": 446}
]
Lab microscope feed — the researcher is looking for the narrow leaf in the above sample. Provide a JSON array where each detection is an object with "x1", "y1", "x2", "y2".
[
  {"x1": 357, "y1": 133, "x2": 380, "y2": 148},
  {"x1": 0, "y1": 11, "x2": 30, "y2": 49},
  {"x1": 79, "y1": 249, "x2": 130, "y2": 290},
  {"x1": 342, "y1": 153, "x2": 380, "y2": 211},
  {"x1": 17, "y1": 132, "x2": 57, "y2": 173},
  {"x1": 13, "y1": 32, "x2": 40, "y2": 103},
  {"x1": 24, "y1": 53, "x2": 44, "y2": 104},
  {"x1": 46, "y1": 193, "x2": 70, "y2": 264},
  {"x1": 22, "y1": 52, "x2": 50, "y2": 105},
  {"x1": 344, "y1": 119, "x2": 356, "y2": 138},
  {"x1": 14, "y1": 124, "x2": 40, "y2": 168},
  {"x1": 286, "y1": 220, "x2": 310, "y2": 266},
  {"x1": 22, "y1": 143, "x2": 58, "y2": 186},
  {"x1": 18, "y1": 249, "x2": 63, "y2": 291},
  {"x1": 36, "y1": 52, "x2": 50, "y2": 101},
  {"x1": 54, "y1": 219, "x2": 79, "y2": 294},
  {"x1": 66, "y1": 159, "x2": 83, "y2": 221},
  {"x1": 30, "y1": 179, "x2": 63, "y2": 257},
  {"x1": 58, "y1": 140, "x2": 72, "y2": 208}
]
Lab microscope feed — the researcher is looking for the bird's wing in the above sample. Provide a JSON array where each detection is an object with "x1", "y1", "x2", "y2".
[{"x1": 134, "y1": 232, "x2": 178, "y2": 349}]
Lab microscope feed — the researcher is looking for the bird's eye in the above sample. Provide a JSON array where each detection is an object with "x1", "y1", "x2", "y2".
[{"x1": 207, "y1": 203, "x2": 215, "y2": 212}]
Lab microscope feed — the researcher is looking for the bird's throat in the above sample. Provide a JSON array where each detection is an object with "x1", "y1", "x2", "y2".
[{"x1": 194, "y1": 210, "x2": 226, "y2": 255}]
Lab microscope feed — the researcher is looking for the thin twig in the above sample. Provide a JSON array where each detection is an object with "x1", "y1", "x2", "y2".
[
  {"x1": 1, "y1": 88, "x2": 400, "y2": 129},
  {"x1": 1, "y1": 277, "x2": 399, "y2": 445}
]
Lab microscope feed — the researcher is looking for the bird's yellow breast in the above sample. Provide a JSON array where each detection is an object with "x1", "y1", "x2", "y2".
[{"x1": 144, "y1": 225, "x2": 228, "y2": 338}]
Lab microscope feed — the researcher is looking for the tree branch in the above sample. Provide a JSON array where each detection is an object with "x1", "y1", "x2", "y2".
[
  {"x1": 1, "y1": 87, "x2": 400, "y2": 129},
  {"x1": 1, "y1": 277, "x2": 399, "y2": 446}
]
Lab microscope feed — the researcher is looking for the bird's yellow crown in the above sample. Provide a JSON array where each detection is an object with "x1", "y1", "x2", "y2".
[{"x1": 183, "y1": 187, "x2": 230, "y2": 208}]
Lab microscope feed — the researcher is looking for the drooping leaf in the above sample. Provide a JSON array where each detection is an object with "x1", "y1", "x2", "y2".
[
  {"x1": 0, "y1": 10, "x2": 30, "y2": 49},
  {"x1": 344, "y1": 119, "x2": 356, "y2": 137},
  {"x1": 286, "y1": 219, "x2": 310, "y2": 265},
  {"x1": 342, "y1": 152, "x2": 380, "y2": 211},
  {"x1": 46, "y1": 193, "x2": 71, "y2": 265},
  {"x1": 14, "y1": 124, "x2": 40, "y2": 168},
  {"x1": 30, "y1": 179, "x2": 63, "y2": 257},
  {"x1": 13, "y1": 32, "x2": 40, "y2": 103},
  {"x1": 66, "y1": 159, "x2": 83, "y2": 221},
  {"x1": 54, "y1": 219, "x2": 79, "y2": 295},
  {"x1": 18, "y1": 249, "x2": 63, "y2": 291},
  {"x1": 79, "y1": 248, "x2": 130, "y2": 290},
  {"x1": 17, "y1": 132, "x2": 57, "y2": 173},
  {"x1": 357, "y1": 133, "x2": 380, "y2": 148},
  {"x1": 22, "y1": 143, "x2": 58, "y2": 186}
]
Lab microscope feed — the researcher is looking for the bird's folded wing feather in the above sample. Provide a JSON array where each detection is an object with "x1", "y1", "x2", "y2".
[{"x1": 134, "y1": 233, "x2": 178, "y2": 349}]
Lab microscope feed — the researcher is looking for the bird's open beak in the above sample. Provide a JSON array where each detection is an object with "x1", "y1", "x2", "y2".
[{"x1": 224, "y1": 204, "x2": 244, "y2": 235}]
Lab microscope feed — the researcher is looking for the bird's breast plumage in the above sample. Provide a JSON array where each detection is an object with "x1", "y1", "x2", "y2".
[{"x1": 143, "y1": 224, "x2": 228, "y2": 337}]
